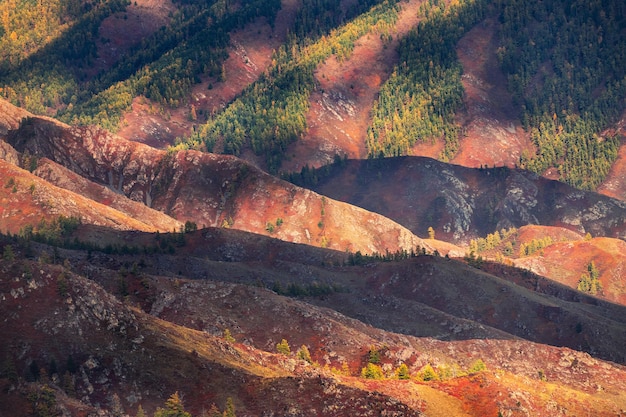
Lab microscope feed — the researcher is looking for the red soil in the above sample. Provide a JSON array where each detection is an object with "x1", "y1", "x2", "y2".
[{"x1": 453, "y1": 18, "x2": 535, "y2": 169}]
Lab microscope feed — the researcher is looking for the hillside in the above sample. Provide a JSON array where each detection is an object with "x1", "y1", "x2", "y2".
[
  {"x1": 4, "y1": 111, "x2": 451, "y2": 256},
  {"x1": 2, "y1": 0, "x2": 625, "y2": 191},
  {"x1": 290, "y1": 157, "x2": 626, "y2": 244},
  {"x1": 2, "y1": 0, "x2": 626, "y2": 415},
  {"x1": 2, "y1": 230, "x2": 626, "y2": 416}
]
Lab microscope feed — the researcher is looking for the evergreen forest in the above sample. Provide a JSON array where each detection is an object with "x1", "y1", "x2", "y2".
[{"x1": 0, "y1": 0, "x2": 625, "y2": 187}]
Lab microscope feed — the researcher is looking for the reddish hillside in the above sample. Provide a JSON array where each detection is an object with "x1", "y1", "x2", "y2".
[
  {"x1": 33, "y1": 157, "x2": 182, "y2": 233},
  {"x1": 0, "y1": 159, "x2": 172, "y2": 234},
  {"x1": 63, "y1": 226, "x2": 626, "y2": 367},
  {"x1": 116, "y1": 0, "x2": 298, "y2": 148},
  {"x1": 514, "y1": 235, "x2": 626, "y2": 306},
  {"x1": 453, "y1": 17, "x2": 535, "y2": 169},
  {"x1": 0, "y1": 97, "x2": 31, "y2": 136},
  {"x1": 2, "y1": 232, "x2": 626, "y2": 416},
  {"x1": 6, "y1": 113, "x2": 447, "y2": 255}
]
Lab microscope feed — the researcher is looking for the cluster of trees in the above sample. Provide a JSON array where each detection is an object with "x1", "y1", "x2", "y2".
[
  {"x1": 181, "y1": 0, "x2": 400, "y2": 172},
  {"x1": 0, "y1": 0, "x2": 98, "y2": 68},
  {"x1": 61, "y1": 0, "x2": 280, "y2": 130},
  {"x1": 577, "y1": 261, "x2": 602, "y2": 295},
  {"x1": 282, "y1": 154, "x2": 348, "y2": 187},
  {"x1": 468, "y1": 228, "x2": 562, "y2": 259},
  {"x1": 360, "y1": 345, "x2": 488, "y2": 381},
  {"x1": 468, "y1": 228, "x2": 518, "y2": 255},
  {"x1": 13, "y1": 353, "x2": 81, "y2": 417},
  {"x1": 366, "y1": 0, "x2": 489, "y2": 161},
  {"x1": 0, "y1": 0, "x2": 281, "y2": 131},
  {"x1": 291, "y1": 0, "x2": 388, "y2": 40},
  {"x1": 346, "y1": 244, "x2": 438, "y2": 266},
  {"x1": 270, "y1": 280, "x2": 345, "y2": 297},
  {"x1": 497, "y1": 0, "x2": 626, "y2": 189},
  {"x1": 18, "y1": 215, "x2": 82, "y2": 245},
  {"x1": 6, "y1": 216, "x2": 195, "y2": 259},
  {"x1": 518, "y1": 236, "x2": 554, "y2": 257},
  {"x1": 144, "y1": 392, "x2": 236, "y2": 417}
]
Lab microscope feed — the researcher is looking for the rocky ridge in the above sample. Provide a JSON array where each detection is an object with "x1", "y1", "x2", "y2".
[{"x1": 4, "y1": 113, "x2": 447, "y2": 255}]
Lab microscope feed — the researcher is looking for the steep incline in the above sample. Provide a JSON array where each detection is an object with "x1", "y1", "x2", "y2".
[
  {"x1": 298, "y1": 157, "x2": 626, "y2": 243},
  {"x1": 5, "y1": 113, "x2": 443, "y2": 255}
]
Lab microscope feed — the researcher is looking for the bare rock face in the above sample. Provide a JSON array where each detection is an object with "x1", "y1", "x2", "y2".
[
  {"x1": 0, "y1": 158, "x2": 170, "y2": 234},
  {"x1": 0, "y1": 140, "x2": 19, "y2": 165},
  {"x1": 33, "y1": 158, "x2": 182, "y2": 232}
]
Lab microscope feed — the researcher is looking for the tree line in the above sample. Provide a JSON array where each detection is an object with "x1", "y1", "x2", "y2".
[
  {"x1": 366, "y1": 0, "x2": 490, "y2": 161},
  {"x1": 178, "y1": 0, "x2": 400, "y2": 172}
]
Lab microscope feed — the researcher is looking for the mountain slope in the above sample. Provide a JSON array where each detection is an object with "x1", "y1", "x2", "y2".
[
  {"x1": 291, "y1": 157, "x2": 626, "y2": 243},
  {"x1": 5, "y1": 111, "x2": 448, "y2": 255},
  {"x1": 2, "y1": 231, "x2": 626, "y2": 416},
  {"x1": 0, "y1": 158, "x2": 178, "y2": 234}
]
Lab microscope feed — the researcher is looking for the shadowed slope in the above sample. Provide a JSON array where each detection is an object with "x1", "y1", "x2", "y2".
[{"x1": 295, "y1": 157, "x2": 626, "y2": 243}]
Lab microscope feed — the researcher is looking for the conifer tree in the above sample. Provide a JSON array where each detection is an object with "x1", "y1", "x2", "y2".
[
  {"x1": 154, "y1": 392, "x2": 192, "y2": 417},
  {"x1": 223, "y1": 397, "x2": 236, "y2": 417},
  {"x1": 395, "y1": 363, "x2": 410, "y2": 380},
  {"x1": 296, "y1": 345, "x2": 312, "y2": 363},
  {"x1": 276, "y1": 339, "x2": 291, "y2": 355}
]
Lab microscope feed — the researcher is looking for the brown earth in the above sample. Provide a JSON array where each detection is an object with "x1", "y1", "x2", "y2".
[
  {"x1": 2, "y1": 229, "x2": 626, "y2": 416},
  {"x1": 453, "y1": 17, "x2": 535, "y2": 169},
  {"x1": 5, "y1": 111, "x2": 453, "y2": 256}
]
